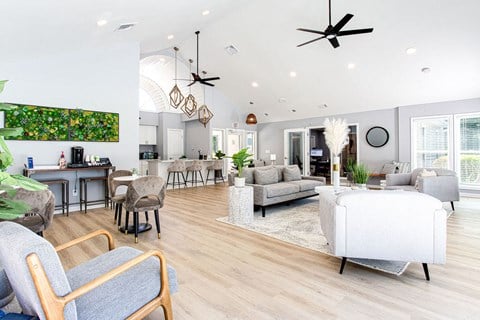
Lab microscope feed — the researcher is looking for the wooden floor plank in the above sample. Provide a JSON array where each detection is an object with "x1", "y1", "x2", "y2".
[{"x1": 44, "y1": 185, "x2": 480, "y2": 319}]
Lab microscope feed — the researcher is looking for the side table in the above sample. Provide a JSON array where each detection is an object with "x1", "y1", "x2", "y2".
[{"x1": 228, "y1": 186, "x2": 253, "y2": 224}]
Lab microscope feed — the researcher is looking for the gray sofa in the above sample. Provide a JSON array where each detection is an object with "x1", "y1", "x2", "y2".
[
  {"x1": 386, "y1": 167, "x2": 459, "y2": 210},
  {"x1": 232, "y1": 165, "x2": 326, "y2": 217}
]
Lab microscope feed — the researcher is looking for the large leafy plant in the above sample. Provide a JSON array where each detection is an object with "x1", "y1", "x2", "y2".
[
  {"x1": 0, "y1": 80, "x2": 48, "y2": 219},
  {"x1": 229, "y1": 148, "x2": 253, "y2": 177}
]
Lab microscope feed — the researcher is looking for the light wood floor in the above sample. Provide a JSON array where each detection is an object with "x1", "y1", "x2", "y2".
[{"x1": 45, "y1": 185, "x2": 480, "y2": 320}]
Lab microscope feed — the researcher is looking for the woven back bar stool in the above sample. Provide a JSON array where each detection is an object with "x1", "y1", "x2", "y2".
[
  {"x1": 186, "y1": 160, "x2": 204, "y2": 186},
  {"x1": 206, "y1": 160, "x2": 225, "y2": 184},
  {"x1": 166, "y1": 160, "x2": 187, "y2": 189}
]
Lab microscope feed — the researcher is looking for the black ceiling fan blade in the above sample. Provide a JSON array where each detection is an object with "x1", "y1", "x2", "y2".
[
  {"x1": 332, "y1": 13, "x2": 353, "y2": 33},
  {"x1": 200, "y1": 81, "x2": 215, "y2": 87},
  {"x1": 337, "y1": 28, "x2": 374, "y2": 36},
  {"x1": 328, "y1": 37, "x2": 340, "y2": 48},
  {"x1": 187, "y1": 81, "x2": 197, "y2": 87},
  {"x1": 201, "y1": 77, "x2": 220, "y2": 81},
  {"x1": 297, "y1": 36, "x2": 326, "y2": 47},
  {"x1": 296, "y1": 28, "x2": 326, "y2": 35}
]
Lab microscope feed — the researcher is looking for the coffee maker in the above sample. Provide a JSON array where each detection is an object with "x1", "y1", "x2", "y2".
[{"x1": 71, "y1": 146, "x2": 84, "y2": 164}]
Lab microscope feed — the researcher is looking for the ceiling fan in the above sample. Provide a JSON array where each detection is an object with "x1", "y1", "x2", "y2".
[
  {"x1": 188, "y1": 31, "x2": 220, "y2": 87},
  {"x1": 297, "y1": 0, "x2": 373, "y2": 49}
]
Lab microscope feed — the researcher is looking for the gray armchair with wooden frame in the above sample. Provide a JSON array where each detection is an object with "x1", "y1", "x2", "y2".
[{"x1": 0, "y1": 221, "x2": 177, "y2": 320}]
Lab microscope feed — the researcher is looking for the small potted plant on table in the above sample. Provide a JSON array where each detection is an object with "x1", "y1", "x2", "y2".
[
  {"x1": 229, "y1": 148, "x2": 252, "y2": 188},
  {"x1": 352, "y1": 163, "x2": 370, "y2": 189}
]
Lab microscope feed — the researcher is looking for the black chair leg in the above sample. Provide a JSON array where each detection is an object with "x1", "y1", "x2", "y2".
[
  {"x1": 145, "y1": 211, "x2": 149, "y2": 223},
  {"x1": 117, "y1": 206, "x2": 123, "y2": 230},
  {"x1": 422, "y1": 263, "x2": 430, "y2": 281},
  {"x1": 134, "y1": 211, "x2": 139, "y2": 243},
  {"x1": 199, "y1": 171, "x2": 205, "y2": 185},
  {"x1": 181, "y1": 172, "x2": 187, "y2": 187},
  {"x1": 339, "y1": 257, "x2": 347, "y2": 274},
  {"x1": 262, "y1": 207, "x2": 266, "y2": 217},
  {"x1": 114, "y1": 203, "x2": 118, "y2": 223},
  {"x1": 154, "y1": 209, "x2": 161, "y2": 239},
  {"x1": 450, "y1": 201, "x2": 455, "y2": 211},
  {"x1": 124, "y1": 211, "x2": 130, "y2": 234}
]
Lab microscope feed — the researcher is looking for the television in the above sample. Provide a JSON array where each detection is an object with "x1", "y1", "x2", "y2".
[{"x1": 311, "y1": 149, "x2": 323, "y2": 157}]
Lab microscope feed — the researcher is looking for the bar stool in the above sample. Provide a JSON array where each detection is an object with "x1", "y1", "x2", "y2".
[
  {"x1": 108, "y1": 170, "x2": 132, "y2": 225},
  {"x1": 206, "y1": 160, "x2": 225, "y2": 184},
  {"x1": 185, "y1": 160, "x2": 204, "y2": 186},
  {"x1": 37, "y1": 179, "x2": 70, "y2": 216},
  {"x1": 166, "y1": 160, "x2": 187, "y2": 189},
  {"x1": 79, "y1": 176, "x2": 109, "y2": 213}
]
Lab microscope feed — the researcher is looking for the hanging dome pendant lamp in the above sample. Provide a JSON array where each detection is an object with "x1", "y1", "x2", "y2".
[
  {"x1": 245, "y1": 101, "x2": 257, "y2": 125},
  {"x1": 169, "y1": 47, "x2": 185, "y2": 108}
]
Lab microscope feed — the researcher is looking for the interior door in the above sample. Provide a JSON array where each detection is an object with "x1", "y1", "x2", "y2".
[
  {"x1": 167, "y1": 129, "x2": 184, "y2": 160},
  {"x1": 284, "y1": 129, "x2": 308, "y2": 175}
]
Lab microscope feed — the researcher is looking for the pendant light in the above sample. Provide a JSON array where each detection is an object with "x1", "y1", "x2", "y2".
[
  {"x1": 181, "y1": 59, "x2": 197, "y2": 117},
  {"x1": 169, "y1": 47, "x2": 184, "y2": 108},
  {"x1": 245, "y1": 101, "x2": 257, "y2": 125},
  {"x1": 198, "y1": 81, "x2": 213, "y2": 128}
]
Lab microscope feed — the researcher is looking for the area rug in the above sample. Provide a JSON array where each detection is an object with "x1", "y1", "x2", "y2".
[{"x1": 217, "y1": 197, "x2": 418, "y2": 275}]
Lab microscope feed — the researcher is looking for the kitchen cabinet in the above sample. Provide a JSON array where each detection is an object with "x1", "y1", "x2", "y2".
[{"x1": 139, "y1": 125, "x2": 157, "y2": 145}]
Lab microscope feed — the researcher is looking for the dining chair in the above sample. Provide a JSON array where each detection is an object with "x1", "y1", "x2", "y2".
[{"x1": 107, "y1": 169, "x2": 132, "y2": 225}]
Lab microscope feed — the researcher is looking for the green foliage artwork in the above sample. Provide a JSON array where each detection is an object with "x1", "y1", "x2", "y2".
[{"x1": 4, "y1": 104, "x2": 119, "y2": 142}]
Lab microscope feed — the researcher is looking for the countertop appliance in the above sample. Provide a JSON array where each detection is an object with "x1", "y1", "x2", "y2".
[
  {"x1": 139, "y1": 152, "x2": 158, "y2": 160},
  {"x1": 71, "y1": 146, "x2": 84, "y2": 164}
]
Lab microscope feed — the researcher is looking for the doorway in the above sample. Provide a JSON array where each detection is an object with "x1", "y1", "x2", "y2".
[
  {"x1": 167, "y1": 129, "x2": 184, "y2": 160},
  {"x1": 283, "y1": 129, "x2": 307, "y2": 175}
]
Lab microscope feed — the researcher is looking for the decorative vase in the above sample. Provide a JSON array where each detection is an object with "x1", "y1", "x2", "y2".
[
  {"x1": 357, "y1": 183, "x2": 367, "y2": 189},
  {"x1": 332, "y1": 156, "x2": 340, "y2": 190},
  {"x1": 234, "y1": 177, "x2": 245, "y2": 188}
]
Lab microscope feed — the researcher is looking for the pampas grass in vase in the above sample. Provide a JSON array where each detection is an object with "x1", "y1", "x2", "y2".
[{"x1": 323, "y1": 118, "x2": 350, "y2": 189}]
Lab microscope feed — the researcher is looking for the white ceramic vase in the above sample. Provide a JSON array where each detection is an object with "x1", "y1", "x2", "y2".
[
  {"x1": 234, "y1": 177, "x2": 245, "y2": 188},
  {"x1": 332, "y1": 156, "x2": 340, "y2": 190}
]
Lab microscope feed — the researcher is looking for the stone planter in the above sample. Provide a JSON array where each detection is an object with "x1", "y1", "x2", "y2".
[{"x1": 234, "y1": 177, "x2": 245, "y2": 188}]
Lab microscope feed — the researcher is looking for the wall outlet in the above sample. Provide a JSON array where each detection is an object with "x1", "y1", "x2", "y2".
[{"x1": 72, "y1": 189, "x2": 78, "y2": 197}]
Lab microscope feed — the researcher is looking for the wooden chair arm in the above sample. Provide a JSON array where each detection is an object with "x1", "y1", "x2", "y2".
[
  {"x1": 27, "y1": 249, "x2": 172, "y2": 320},
  {"x1": 55, "y1": 229, "x2": 115, "y2": 252}
]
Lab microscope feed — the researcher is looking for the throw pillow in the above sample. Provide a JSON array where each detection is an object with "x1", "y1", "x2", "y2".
[
  {"x1": 415, "y1": 169, "x2": 437, "y2": 190},
  {"x1": 283, "y1": 165, "x2": 302, "y2": 182},
  {"x1": 273, "y1": 166, "x2": 284, "y2": 182},
  {"x1": 380, "y1": 162, "x2": 397, "y2": 174},
  {"x1": 254, "y1": 167, "x2": 278, "y2": 185},
  {"x1": 240, "y1": 167, "x2": 255, "y2": 184}
]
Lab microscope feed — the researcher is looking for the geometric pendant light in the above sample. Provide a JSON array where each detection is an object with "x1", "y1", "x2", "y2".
[
  {"x1": 169, "y1": 47, "x2": 184, "y2": 108},
  {"x1": 181, "y1": 59, "x2": 197, "y2": 117},
  {"x1": 198, "y1": 85, "x2": 213, "y2": 127}
]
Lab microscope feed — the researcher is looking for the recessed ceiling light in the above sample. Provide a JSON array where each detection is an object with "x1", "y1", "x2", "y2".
[
  {"x1": 202, "y1": 10, "x2": 210, "y2": 16},
  {"x1": 289, "y1": 71, "x2": 297, "y2": 78},
  {"x1": 264, "y1": 113, "x2": 269, "y2": 116},
  {"x1": 225, "y1": 45, "x2": 239, "y2": 55},
  {"x1": 406, "y1": 47, "x2": 417, "y2": 55},
  {"x1": 251, "y1": 82, "x2": 259, "y2": 88},
  {"x1": 278, "y1": 98, "x2": 287, "y2": 103},
  {"x1": 116, "y1": 23, "x2": 136, "y2": 31},
  {"x1": 347, "y1": 63, "x2": 355, "y2": 69},
  {"x1": 97, "y1": 19, "x2": 108, "y2": 27},
  {"x1": 421, "y1": 67, "x2": 431, "y2": 73},
  {"x1": 167, "y1": 34, "x2": 174, "y2": 40}
]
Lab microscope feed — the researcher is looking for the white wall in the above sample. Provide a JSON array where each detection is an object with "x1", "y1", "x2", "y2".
[
  {"x1": 0, "y1": 43, "x2": 140, "y2": 205},
  {"x1": 257, "y1": 108, "x2": 398, "y2": 172}
]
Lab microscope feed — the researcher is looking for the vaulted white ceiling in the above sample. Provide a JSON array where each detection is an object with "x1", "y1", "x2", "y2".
[{"x1": 1, "y1": 0, "x2": 479, "y2": 123}]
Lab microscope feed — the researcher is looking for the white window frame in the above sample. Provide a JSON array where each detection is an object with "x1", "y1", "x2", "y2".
[
  {"x1": 410, "y1": 115, "x2": 454, "y2": 170},
  {"x1": 454, "y1": 112, "x2": 480, "y2": 190}
]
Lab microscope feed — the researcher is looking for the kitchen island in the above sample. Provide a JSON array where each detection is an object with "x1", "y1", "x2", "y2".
[{"x1": 146, "y1": 159, "x2": 227, "y2": 187}]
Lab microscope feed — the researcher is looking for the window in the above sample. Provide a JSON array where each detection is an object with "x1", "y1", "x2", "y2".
[
  {"x1": 412, "y1": 112, "x2": 480, "y2": 189},
  {"x1": 455, "y1": 113, "x2": 480, "y2": 186},
  {"x1": 245, "y1": 131, "x2": 257, "y2": 160},
  {"x1": 412, "y1": 116, "x2": 452, "y2": 169}
]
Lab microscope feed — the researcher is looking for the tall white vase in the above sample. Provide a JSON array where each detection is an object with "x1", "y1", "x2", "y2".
[{"x1": 332, "y1": 156, "x2": 340, "y2": 190}]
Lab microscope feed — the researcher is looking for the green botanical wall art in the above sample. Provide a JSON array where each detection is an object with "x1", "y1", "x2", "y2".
[{"x1": 3, "y1": 104, "x2": 119, "y2": 142}]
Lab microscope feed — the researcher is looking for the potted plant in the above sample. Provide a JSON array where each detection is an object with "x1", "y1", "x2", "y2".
[
  {"x1": 229, "y1": 148, "x2": 252, "y2": 187},
  {"x1": 0, "y1": 80, "x2": 48, "y2": 219},
  {"x1": 352, "y1": 163, "x2": 370, "y2": 189},
  {"x1": 215, "y1": 150, "x2": 225, "y2": 160},
  {"x1": 344, "y1": 157, "x2": 355, "y2": 183}
]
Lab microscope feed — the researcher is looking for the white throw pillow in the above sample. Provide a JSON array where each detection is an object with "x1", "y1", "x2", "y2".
[{"x1": 415, "y1": 169, "x2": 437, "y2": 190}]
